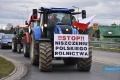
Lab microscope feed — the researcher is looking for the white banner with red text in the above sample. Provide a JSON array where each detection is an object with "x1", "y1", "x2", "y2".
[{"x1": 54, "y1": 34, "x2": 89, "y2": 58}]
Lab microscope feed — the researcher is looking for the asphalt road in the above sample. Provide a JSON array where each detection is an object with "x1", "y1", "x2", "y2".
[{"x1": 0, "y1": 49, "x2": 120, "y2": 80}]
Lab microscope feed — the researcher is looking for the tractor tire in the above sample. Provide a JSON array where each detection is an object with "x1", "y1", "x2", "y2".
[
  {"x1": 77, "y1": 52, "x2": 92, "y2": 71},
  {"x1": 30, "y1": 33, "x2": 39, "y2": 66},
  {"x1": 17, "y1": 44, "x2": 21, "y2": 53},
  {"x1": 39, "y1": 42, "x2": 52, "y2": 72},
  {"x1": 63, "y1": 58, "x2": 77, "y2": 65},
  {"x1": 23, "y1": 37, "x2": 29, "y2": 57},
  {"x1": 12, "y1": 40, "x2": 17, "y2": 52}
]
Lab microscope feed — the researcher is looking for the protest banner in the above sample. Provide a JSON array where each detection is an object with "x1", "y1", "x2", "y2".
[{"x1": 54, "y1": 34, "x2": 89, "y2": 58}]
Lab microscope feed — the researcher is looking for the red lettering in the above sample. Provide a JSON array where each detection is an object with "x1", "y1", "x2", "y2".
[
  {"x1": 58, "y1": 36, "x2": 63, "y2": 40},
  {"x1": 76, "y1": 36, "x2": 80, "y2": 40},
  {"x1": 67, "y1": 36, "x2": 71, "y2": 40},
  {"x1": 81, "y1": 36, "x2": 84, "y2": 41},
  {"x1": 81, "y1": 36, "x2": 82, "y2": 41},
  {"x1": 63, "y1": 36, "x2": 66, "y2": 40},
  {"x1": 58, "y1": 35, "x2": 85, "y2": 41},
  {"x1": 71, "y1": 36, "x2": 76, "y2": 40},
  {"x1": 83, "y1": 36, "x2": 84, "y2": 41}
]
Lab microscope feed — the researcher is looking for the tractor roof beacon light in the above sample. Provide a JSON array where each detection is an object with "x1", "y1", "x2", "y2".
[{"x1": 39, "y1": 7, "x2": 75, "y2": 12}]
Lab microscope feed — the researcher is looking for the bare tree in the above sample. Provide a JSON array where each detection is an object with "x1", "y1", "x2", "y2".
[{"x1": 6, "y1": 23, "x2": 13, "y2": 30}]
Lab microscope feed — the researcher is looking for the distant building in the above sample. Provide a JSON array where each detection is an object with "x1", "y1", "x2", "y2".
[{"x1": 97, "y1": 25, "x2": 120, "y2": 42}]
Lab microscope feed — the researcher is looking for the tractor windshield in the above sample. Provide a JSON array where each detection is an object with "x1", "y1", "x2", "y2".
[
  {"x1": 48, "y1": 13, "x2": 71, "y2": 26},
  {"x1": 15, "y1": 28, "x2": 28, "y2": 35}
]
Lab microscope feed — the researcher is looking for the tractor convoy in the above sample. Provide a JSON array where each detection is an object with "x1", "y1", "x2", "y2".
[{"x1": 12, "y1": 7, "x2": 92, "y2": 72}]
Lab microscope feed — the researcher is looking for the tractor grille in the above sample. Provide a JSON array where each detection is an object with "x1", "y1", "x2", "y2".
[{"x1": 59, "y1": 25, "x2": 72, "y2": 34}]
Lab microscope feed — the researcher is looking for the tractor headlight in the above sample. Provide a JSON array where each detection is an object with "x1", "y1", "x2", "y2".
[{"x1": 44, "y1": 24, "x2": 47, "y2": 27}]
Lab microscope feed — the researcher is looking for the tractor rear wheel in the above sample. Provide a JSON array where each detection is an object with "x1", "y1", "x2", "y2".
[
  {"x1": 77, "y1": 52, "x2": 92, "y2": 71},
  {"x1": 39, "y1": 42, "x2": 52, "y2": 72},
  {"x1": 17, "y1": 44, "x2": 21, "y2": 53},
  {"x1": 12, "y1": 40, "x2": 17, "y2": 52},
  {"x1": 23, "y1": 37, "x2": 29, "y2": 57},
  {"x1": 30, "y1": 33, "x2": 39, "y2": 66},
  {"x1": 63, "y1": 58, "x2": 77, "y2": 65}
]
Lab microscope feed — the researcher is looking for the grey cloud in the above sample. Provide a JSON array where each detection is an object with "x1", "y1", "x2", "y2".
[{"x1": 0, "y1": 0, "x2": 120, "y2": 25}]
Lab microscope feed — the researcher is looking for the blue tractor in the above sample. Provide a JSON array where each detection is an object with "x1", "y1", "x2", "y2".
[{"x1": 29, "y1": 7, "x2": 92, "y2": 72}]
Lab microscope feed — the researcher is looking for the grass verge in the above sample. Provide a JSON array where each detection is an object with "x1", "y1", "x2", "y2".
[{"x1": 0, "y1": 57, "x2": 15, "y2": 79}]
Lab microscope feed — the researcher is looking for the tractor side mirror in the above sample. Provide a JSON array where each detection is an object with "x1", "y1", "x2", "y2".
[
  {"x1": 82, "y1": 10, "x2": 86, "y2": 19},
  {"x1": 25, "y1": 21, "x2": 28, "y2": 25},
  {"x1": 33, "y1": 9, "x2": 37, "y2": 19}
]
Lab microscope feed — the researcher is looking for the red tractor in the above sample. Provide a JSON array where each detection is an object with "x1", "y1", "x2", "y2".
[
  {"x1": 23, "y1": 14, "x2": 40, "y2": 57},
  {"x1": 12, "y1": 25, "x2": 29, "y2": 54}
]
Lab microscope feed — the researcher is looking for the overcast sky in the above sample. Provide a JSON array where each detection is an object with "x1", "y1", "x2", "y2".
[{"x1": 0, "y1": 0, "x2": 120, "y2": 26}]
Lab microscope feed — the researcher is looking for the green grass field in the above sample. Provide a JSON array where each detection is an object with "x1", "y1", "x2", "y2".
[{"x1": 0, "y1": 57, "x2": 15, "y2": 78}]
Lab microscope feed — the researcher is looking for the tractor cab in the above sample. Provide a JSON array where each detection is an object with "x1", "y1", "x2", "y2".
[
  {"x1": 25, "y1": 13, "x2": 40, "y2": 33},
  {"x1": 32, "y1": 7, "x2": 86, "y2": 38},
  {"x1": 13, "y1": 25, "x2": 28, "y2": 36}
]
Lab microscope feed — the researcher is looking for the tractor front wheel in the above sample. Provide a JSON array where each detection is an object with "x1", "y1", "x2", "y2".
[
  {"x1": 39, "y1": 42, "x2": 52, "y2": 72},
  {"x1": 77, "y1": 52, "x2": 92, "y2": 71}
]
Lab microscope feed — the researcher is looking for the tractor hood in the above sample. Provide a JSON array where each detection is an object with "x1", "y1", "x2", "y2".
[{"x1": 54, "y1": 25, "x2": 73, "y2": 34}]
